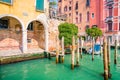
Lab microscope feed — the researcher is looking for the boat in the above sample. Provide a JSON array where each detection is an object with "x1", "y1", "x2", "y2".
[{"x1": 87, "y1": 44, "x2": 101, "y2": 55}]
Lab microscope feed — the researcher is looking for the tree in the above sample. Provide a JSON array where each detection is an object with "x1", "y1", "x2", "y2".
[
  {"x1": 58, "y1": 22, "x2": 78, "y2": 47},
  {"x1": 86, "y1": 26, "x2": 102, "y2": 41},
  {"x1": 49, "y1": 1, "x2": 57, "y2": 8}
]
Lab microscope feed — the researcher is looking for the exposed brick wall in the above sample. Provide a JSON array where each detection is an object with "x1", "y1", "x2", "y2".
[
  {"x1": 0, "y1": 29, "x2": 22, "y2": 50},
  {"x1": 27, "y1": 21, "x2": 45, "y2": 50},
  {"x1": 0, "y1": 17, "x2": 22, "y2": 50}
]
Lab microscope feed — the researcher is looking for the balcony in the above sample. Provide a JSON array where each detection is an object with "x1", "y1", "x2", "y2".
[
  {"x1": 105, "y1": 16, "x2": 113, "y2": 23},
  {"x1": 106, "y1": 0, "x2": 114, "y2": 6},
  {"x1": 0, "y1": 0, "x2": 13, "y2": 5},
  {"x1": 56, "y1": 14, "x2": 67, "y2": 21},
  {"x1": 36, "y1": 0, "x2": 44, "y2": 11}
]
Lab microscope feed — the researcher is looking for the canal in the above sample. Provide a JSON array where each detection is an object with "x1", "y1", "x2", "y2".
[{"x1": 0, "y1": 49, "x2": 120, "y2": 80}]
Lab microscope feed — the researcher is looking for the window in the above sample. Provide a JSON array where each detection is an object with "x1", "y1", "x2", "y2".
[
  {"x1": 109, "y1": 7, "x2": 113, "y2": 17},
  {"x1": 79, "y1": 13, "x2": 82, "y2": 22},
  {"x1": 69, "y1": 6, "x2": 71, "y2": 11},
  {"x1": 86, "y1": 25, "x2": 89, "y2": 30},
  {"x1": 108, "y1": 22, "x2": 112, "y2": 31},
  {"x1": 0, "y1": 19, "x2": 8, "y2": 29},
  {"x1": 119, "y1": 23, "x2": 120, "y2": 31},
  {"x1": 86, "y1": 0, "x2": 90, "y2": 7},
  {"x1": 87, "y1": 11, "x2": 89, "y2": 22},
  {"x1": 27, "y1": 22, "x2": 33, "y2": 31},
  {"x1": 59, "y1": 0, "x2": 62, "y2": 2},
  {"x1": 69, "y1": 13, "x2": 71, "y2": 16},
  {"x1": 64, "y1": 6, "x2": 67, "y2": 12},
  {"x1": 92, "y1": 13, "x2": 94, "y2": 18},
  {"x1": 76, "y1": 12, "x2": 78, "y2": 15},
  {"x1": 69, "y1": 1, "x2": 71, "y2": 4},
  {"x1": 59, "y1": 7, "x2": 61, "y2": 14},
  {"x1": 36, "y1": 0, "x2": 44, "y2": 11},
  {"x1": 27, "y1": 39, "x2": 31, "y2": 43},
  {"x1": 75, "y1": 1, "x2": 78, "y2": 10},
  {"x1": 76, "y1": 17, "x2": 78, "y2": 23},
  {"x1": 108, "y1": 36, "x2": 112, "y2": 43}
]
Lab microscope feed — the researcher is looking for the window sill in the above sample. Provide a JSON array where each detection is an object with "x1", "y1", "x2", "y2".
[{"x1": 36, "y1": 9, "x2": 45, "y2": 13}]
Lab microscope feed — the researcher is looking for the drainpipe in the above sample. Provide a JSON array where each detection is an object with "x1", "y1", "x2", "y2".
[
  {"x1": 72, "y1": 0, "x2": 74, "y2": 23},
  {"x1": 118, "y1": 0, "x2": 120, "y2": 39}
]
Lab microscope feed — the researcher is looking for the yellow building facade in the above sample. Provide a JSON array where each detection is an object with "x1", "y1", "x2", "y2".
[{"x1": 0, "y1": 0, "x2": 49, "y2": 53}]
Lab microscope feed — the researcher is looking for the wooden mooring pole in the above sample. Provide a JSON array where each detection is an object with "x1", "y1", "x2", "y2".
[
  {"x1": 92, "y1": 37, "x2": 94, "y2": 61},
  {"x1": 76, "y1": 37, "x2": 80, "y2": 66},
  {"x1": 61, "y1": 36, "x2": 64, "y2": 63},
  {"x1": 107, "y1": 37, "x2": 111, "y2": 78},
  {"x1": 80, "y1": 37, "x2": 82, "y2": 59},
  {"x1": 114, "y1": 40, "x2": 117, "y2": 64},
  {"x1": 100, "y1": 37, "x2": 102, "y2": 56},
  {"x1": 103, "y1": 38, "x2": 108, "y2": 80},
  {"x1": 56, "y1": 36, "x2": 59, "y2": 64},
  {"x1": 71, "y1": 36, "x2": 75, "y2": 70}
]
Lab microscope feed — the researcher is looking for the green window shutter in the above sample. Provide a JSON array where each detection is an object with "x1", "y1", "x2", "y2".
[
  {"x1": 0, "y1": 0, "x2": 12, "y2": 4},
  {"x1": 36, "y1": 0, "x2": 44, "y2": 11}
]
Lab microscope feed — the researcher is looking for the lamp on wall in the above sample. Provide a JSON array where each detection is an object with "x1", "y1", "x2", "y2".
[{"x1": 15, "y1": 24, "x2": 21, "y2": 34}]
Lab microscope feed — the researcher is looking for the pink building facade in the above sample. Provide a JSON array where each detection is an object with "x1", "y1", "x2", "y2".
[
  {"x1": 58, "y1": 0, "x2": 120, "y2": 44},
  {"x1": 58, "y1": 0, "x2": 90, "y2": 36},
  {"x1": 104, "y1": 0, "x2": 120, "y2": 44}
]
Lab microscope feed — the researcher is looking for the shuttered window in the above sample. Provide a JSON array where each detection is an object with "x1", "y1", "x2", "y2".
[
  {"x1": 0, "y1": 0, "x2": 13, "y2": 5},
  {"x1": 36, "y1": 0, "x2": 44, "y2": 11}
]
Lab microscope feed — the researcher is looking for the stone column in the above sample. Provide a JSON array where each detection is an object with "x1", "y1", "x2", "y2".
[
  {"x1": 22, "y1": 30, "x2": 27, "y2": 53},
  {"x1": 45, "y1": 28, "x2": 49, "y2": 52}
]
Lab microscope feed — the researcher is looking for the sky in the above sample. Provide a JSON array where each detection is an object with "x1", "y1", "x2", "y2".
[
  {"x1": 49, "y1": 0, "x2": 58, "y2": 2},
  {"x1": 49, "y1": 0, "x2": 58, "y2": 8}
]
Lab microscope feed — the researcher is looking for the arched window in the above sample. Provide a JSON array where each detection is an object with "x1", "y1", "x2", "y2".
[
  {"x1": 0, "y1": 19, "x2": 8, "y2": 29},
  {"x1": 76, "y1": 17, "x2": 78, "y2": 23},
  {"x1": 79, "y1": 13, "x2": 82, "y2": 22},
  {"x1": 64, "y1": 6, "x2": 67, "y2": 12},
  {"x1": 59, "y1": 7, "x2": 61, "y2": 14},
  {"x1": 75, "y1": 1, "x2": 78, "y2": 10},
  {"x1": 86, "y1": 0, "x2": 90, "y2": 7},
  {"x1": 86, "y1": 25, "x2": 89, "y2": 30},
  {"x1": 27, "y1": 22, "x2": 33, "y2": 31},
  {"x1": 87, "y1": 11, "x2": 89, "y2": 22}
]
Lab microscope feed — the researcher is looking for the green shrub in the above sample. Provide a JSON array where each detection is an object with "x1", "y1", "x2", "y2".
[{"x1": 58, "y1": 22, "x2": 78, "y2": 46}]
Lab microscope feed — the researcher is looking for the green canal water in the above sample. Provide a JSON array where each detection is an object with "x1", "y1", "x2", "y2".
[{"x1": 0, "y1": 49, "x2": 120, "y2": 80}]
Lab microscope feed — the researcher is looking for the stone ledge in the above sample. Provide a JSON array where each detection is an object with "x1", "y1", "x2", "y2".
[{"x1": 0, "y1": 53, "x2": 45, "y2": 65}]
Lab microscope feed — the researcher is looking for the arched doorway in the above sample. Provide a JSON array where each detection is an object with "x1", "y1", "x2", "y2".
[
  {"x1": 27, "y1": 20, "x2": 45, "y2": 50},
  {"x1": 0, "y1": 16, "x2": 23, "y2": 51}
]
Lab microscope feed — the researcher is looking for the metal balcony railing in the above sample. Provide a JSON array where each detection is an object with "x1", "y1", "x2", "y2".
[
  {"x1": 106, "y1": 0, "x2": 114, "y2": 6},
  {"x1": 105, "y1": 16, "x2": 113, "y2": 23},
  {"x1": 106, "y1": 0, "x2": 113, "y2": 3}
]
